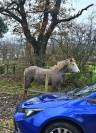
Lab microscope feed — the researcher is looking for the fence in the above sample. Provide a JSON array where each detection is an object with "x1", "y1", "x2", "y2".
[
  {"x1": 0, "y1": 63, "x2": 96, "y2": 91},
  {"x1": 0, "y1": 64, "x2": 16, "y2": 75}
]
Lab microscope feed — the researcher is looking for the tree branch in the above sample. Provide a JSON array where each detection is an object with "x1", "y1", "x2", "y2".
[
  {"x1": 0, "y1": 1, "x2": 37, "y2": 49},
  {"x1": 0, "y1": 1, "x2": 22, "y2": 23},
  {"x1": 6, "y1": 11, "x2": 22, "y2": 23},
  {"x1": 19, "y1": 0, "x2": 27, "y2": 5},
  {"x1": 45, "y1": 21, "x2": 58, "y2": 41},
  {"x1": 58, "y1": 4, "x2": 94, "y2": 23},
  {"x1": 7, "y1": 1, "x2": 18, "y2": 9},
  {"x1": 0, "y1": 8, "x2": 22, "y2": 23},
  {"x1": 50, "y1": 0, "x2": 61, "y2": 21},
  {"x1": 45, "y1": 0, "x2": 62, "y2": 40},
  {"x1": 38, "y1": 0, "x2": 50, "y2": 39},
  {"x1": 18, "y1": 4, "x2": 38, "y2": 49}
]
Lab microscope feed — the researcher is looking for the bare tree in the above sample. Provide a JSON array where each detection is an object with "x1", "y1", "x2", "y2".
[
  {"x1": 0, "y1": 0, "x2": 93, "y2": 66},
  {"x1": 67, "y1": 14, "x2": 96, "y2": 66}
]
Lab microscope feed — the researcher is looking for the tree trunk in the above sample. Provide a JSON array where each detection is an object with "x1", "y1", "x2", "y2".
[
  {"x1": 34, "y1": 41, "x2": 47, "y2": 67},
  {"x1": 27, "y1": 37, "x2": 47, "y2": 66}
]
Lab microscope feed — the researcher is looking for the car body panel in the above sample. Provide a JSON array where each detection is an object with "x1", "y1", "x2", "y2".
[{"x1": 14, "y1": 83, "x2": 96, "y2": 133}]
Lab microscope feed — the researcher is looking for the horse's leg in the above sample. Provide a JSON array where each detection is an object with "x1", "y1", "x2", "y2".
[
  {"x1": 23, "y1": 75, "x2": 33, "y2": 99},
  {"x1": 51, "y1": 77, "x2": 62, "y2": 92},
  {"x1": 54, "y1": 81, "x2": 62, "y2": 94},
  {"x1": 23, "y1": 87, "x2": 28, "y2": 99},
  {"x1": 57, "y1": 83, "x2": 62, "y2": 94},
  {"x1": 57, "y1": 75, "x2": 64, "y2": 93},
  {"x1": 23, "y1": 84, "x2": 28, "y2": 99},
  {"x1": 51, "y1": 80, "x2": 58, "y2": 92}
]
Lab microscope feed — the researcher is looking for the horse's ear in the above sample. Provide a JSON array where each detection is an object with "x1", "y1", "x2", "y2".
[{"x1": 70, "y1": 58, "x2": 75, "y2": 62}]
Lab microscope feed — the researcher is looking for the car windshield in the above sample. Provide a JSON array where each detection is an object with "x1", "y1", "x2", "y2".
[{"x1": 73, "y1": 83, "x2": 96, "y2": 97}]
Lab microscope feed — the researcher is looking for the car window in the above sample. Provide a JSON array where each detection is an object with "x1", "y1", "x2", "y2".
[{"x1": 74, "y1": 84, "x2": 96, "y2": 97}]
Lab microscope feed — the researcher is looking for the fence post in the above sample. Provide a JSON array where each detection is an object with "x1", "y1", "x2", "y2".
[
  {"x1": 6, "y1": 64, "x2": 9, "y2": 74},
  {"x1": 13, "y1": 64, "x2": 16, "y2": 74},
  {"x1": 45, "y1": 72, "x2": 48, "y2": 92}
]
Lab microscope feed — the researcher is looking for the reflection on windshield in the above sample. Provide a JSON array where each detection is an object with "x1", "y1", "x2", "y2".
[{"x1": 74, "y1": 83, "x2": 96, "y2": 97}]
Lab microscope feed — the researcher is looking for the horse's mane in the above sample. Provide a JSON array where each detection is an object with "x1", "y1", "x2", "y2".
[
  {"x1": 50, "y1": 58, "x2": 75, "y2": 71},
  {"x1": 50, "y1": 61, "x2": 66, "y2": 71},
  {"x1": 24, "y1": 58, "x2": 75, "y2": 73}
]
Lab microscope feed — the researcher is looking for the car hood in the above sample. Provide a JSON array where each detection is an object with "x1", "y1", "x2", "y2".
[{"x1": 21, "y1": 93, "x2": 83, "y2": 109}]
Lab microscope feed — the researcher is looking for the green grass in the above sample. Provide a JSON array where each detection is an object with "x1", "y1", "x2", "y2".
[
  {"x1": 0, "y1": 79, "x2": 24, "y2": 95},
  {"x1": 0, "y1": 119, "x2": 13, "y2": 133},
  {"x1": 0, "y1": 78, "x2": 52, "y2": 97}
]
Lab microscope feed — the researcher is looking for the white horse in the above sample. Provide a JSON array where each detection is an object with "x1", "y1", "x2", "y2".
[{"x1": 24, "y1": 58, "x2": 80, "y2": 97}]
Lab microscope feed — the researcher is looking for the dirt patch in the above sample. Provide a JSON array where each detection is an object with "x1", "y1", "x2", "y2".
[{"x1": 0, "y1": 93, "x2": 22, "y2": 119}]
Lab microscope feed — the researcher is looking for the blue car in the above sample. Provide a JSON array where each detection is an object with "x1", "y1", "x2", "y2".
[{"x1": 14, "y1": 83, "x2": 96, "y2": 133}]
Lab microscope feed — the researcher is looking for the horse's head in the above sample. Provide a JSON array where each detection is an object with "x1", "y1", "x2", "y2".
[
  {"x1": 66, "y1": 58, "x2": 80, "y2": 73},
  {"x1": 57, "y1": 58, "x2": 80, "y2": 73}
]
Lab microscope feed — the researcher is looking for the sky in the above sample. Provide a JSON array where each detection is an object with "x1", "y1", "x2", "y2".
[{"x1": 70, "y1": 0, "x2": 96, "y2": 22}]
